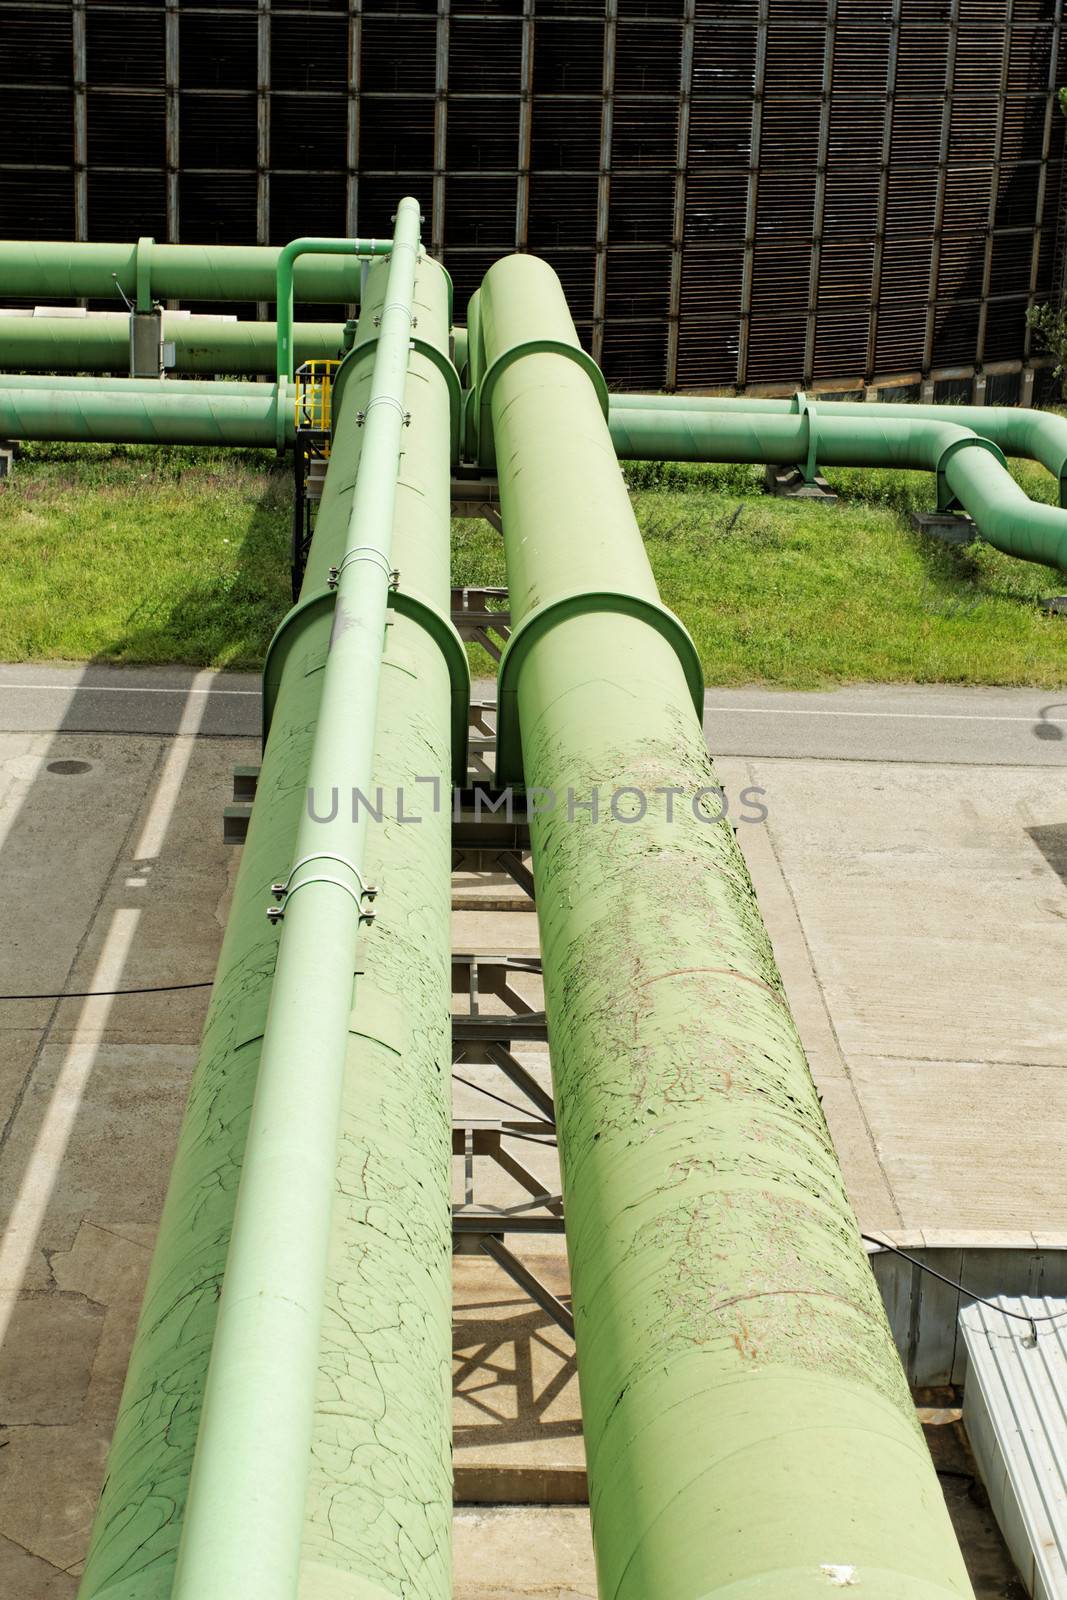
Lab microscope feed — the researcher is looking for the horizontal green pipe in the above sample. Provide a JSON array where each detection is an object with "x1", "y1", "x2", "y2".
[
  {"x1": 610, "y1": 390, "x2": 1067, "y2": 498},
  {"x1": 0, "y1": 239, "x2": 379, "y2": 303},
  {"x1": 610, "y1": 406, "x2": 1067, "y2": 570},
  {"x1": 0, "y1": 382, "x2": 293, "y2": 447},
  {"x1": 0, "y1": 312, "x2": 345, "y2": 373},
  {"x1": 483, "y1": 254, "x2": 974, "y2": 1600}
]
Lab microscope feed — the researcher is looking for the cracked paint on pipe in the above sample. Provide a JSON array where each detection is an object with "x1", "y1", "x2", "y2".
[
  {"x1": 479, "y1": 253, "x2": 974, "y2": 1600},
  {"x1": 77, "y1": 247, "x2": 453, "y2": 1600}
]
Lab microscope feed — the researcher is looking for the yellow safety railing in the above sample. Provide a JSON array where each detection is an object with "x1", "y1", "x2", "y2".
[{"x1": 294, "y1": 359, "x2": 340, "y2": 435}]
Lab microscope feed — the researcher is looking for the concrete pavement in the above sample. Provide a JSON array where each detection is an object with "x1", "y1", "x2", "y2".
[
  {"x1": 0, "y1": 663, "x2": 1063, "y2": 1596},
  {"x1": 3, "y1": 663, "x2": 1065, "y2": 764}
]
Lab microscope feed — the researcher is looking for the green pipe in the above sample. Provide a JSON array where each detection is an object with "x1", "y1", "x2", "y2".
[
  {"x1": 610, "y1": 390, "x2": 1067, "y2": 504},
  {"x1": 480, "y1": 254, "x2": 974, "y2": 1600},
  {"x1": 0, "y1": 311, "x2": 345, "y2": 373},
  {"x1": 609, "y1": 405, "x2": 1067, "y2": 570},
  {"x1": 76, "y1": 222, "x2": 458, "y2": 1600},
  {"x1": 0, "y1": 237, "x2": 383, "y2": 305},
  {"x1": 0, "y1": 381, "x2": 294, "y2": 447},
  {"x1": 170, "y1": 199, "x2": 424, "y2": 1600},
  {"x1": 275, "y1": 237, "x2": 392, "y2": 383}
]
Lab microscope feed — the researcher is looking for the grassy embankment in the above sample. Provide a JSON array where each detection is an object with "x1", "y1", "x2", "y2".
[{"x1": 0, "y1": 440, "x2": 1064, "y2": 686}]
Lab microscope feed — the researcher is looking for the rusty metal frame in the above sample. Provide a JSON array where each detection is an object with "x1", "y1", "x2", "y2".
[
  {"x1": 516, "y1": 0, "x2": 535, "y2": 253},
  {"x1": 432, "y1": 0, "x2": 449, "y2": 258},
  {"x1": 450, "y1": 586, "x2": 512, "y2": 664},
  {"x1": 974, "y1": 0, "x2": 1014, "y2": 380},
  {"x1": 737, "y1": 0, "x2": 769, "y2": 388},
  {"x1": 804, "y1": 0, "x2": 837, "y2": 388},
  {"x1": 665, "y1": 0, "x2": 695, "y2": 392},
  {"x1": 71, "y1": 0, "x2": 87, "y2": 246},
  {"x1": 346, "y1": 3, "x2": 361, "y2": 246},
  {"x1": 165, "y1": 1, "x2": 179, "y2": 245},
  {"x1": 1023, "y1": 0, "x2": 1065, "y2": 365},
  {"x1": 591, "y1": 0, "x2": 617, "y2": 367},
  {"x1": 255, "y1": 0, "x2": 270, "y2": 321},
  {"x1": 865, "y1": 0, "x2": 901, "y2": 387},
  {"x1": 922, "y1": 0, "x2": 960, "y2": 376}
]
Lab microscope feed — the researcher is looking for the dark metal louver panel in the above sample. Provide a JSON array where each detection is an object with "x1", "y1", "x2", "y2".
[{"x1": 0, "y1": 0, "x2": 1061, "y2": 395}]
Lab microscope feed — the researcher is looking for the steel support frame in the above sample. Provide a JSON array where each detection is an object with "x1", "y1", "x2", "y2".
[
  {"x1": 591, "y1": 0, "x2": 617, "y2": 368},
  {"x1": 516, "y1": 0, "x2": 535, "y2": 253},
  {"x1": 803, "y1": 0, "x2": 837, "y2": 389},
  {"x1": 922, "y1": 0, "x2": 960, "y2": 377},
  {"x1": 737, "y1": 0, "x2": 769, "y2": 388},
  {"x1": 432, "y1": 0, "x2": 450, "y2": 259},
  {"x1": 665, "y1": 0, "x2": 695, "y2": 392},
  {"x1": 1023, "y1": 0, "x2": 1065, "y2": 371},
  {"x1": 973, "y1": 0, "x2": 1013, "y2": 384},
  {"x1": 865, "y1": 0, "x2": 901, "y2": 385}
]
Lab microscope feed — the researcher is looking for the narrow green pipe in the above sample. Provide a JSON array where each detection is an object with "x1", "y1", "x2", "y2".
[
  {"x1": 275, "y1": 237, "x2": 391, "y2": 383},
  {"x1": 170, "y1": 199, "x2": 423, "y2": 1600},
  {"x1": 610, "y1": 390, "x2": 1067, "y2": 502},
  {"x1": 610, "y1": 406, "x2": 1067, "y2": 569},
  {"x1": 0, "y1": 312, "x2": 345, "y2": 373},
  {"x1": 0, "y1": 238, "x2": 381, "y2": 304},
  {"x1": 480, "y1": 254, "x2": 974, "y2": 1600},
  {"x1": 298, "y1": 249, "x2": 456, "y2": 1600},
  {"x1": 0, "y1": 381, "x2": 294, "y2": 447},
  {"x1": 76, "y1": 221, "x2": 456, "y2": 1600}
]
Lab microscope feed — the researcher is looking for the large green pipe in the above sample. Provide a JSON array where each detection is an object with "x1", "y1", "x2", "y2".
[
  {"x1": 170, "y1": 198, "x2": 425, "y2": 1600},
  {"x1": 0, "y1": 379, "x2": 294, "y2": 447},
  {"x1": 0, "y1": 311, "x2": 345, "y2": 373},
  {"x1": 78, "y1": 206, "x2": 458, "y2": 1600},
  {"x1": 479, "y1": 254, "x2": 973, "y2": 1600},
  {"x1": 610, "y1": 405, "x2": 1067, "y2": 569},
  {"x1": 0, "y1": 238, "x2": 381, "y2": 304},
  {"x1": 610, "y1": 390, "x2": 1067, "y2": 503}
]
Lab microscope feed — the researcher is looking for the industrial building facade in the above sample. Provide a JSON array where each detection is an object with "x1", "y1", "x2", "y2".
[{"x1": 1, "y1": 0, "x2": 1064, "y2": 395}]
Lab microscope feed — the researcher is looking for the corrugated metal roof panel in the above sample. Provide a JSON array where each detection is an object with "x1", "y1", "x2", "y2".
[{"x1": 960, "y1": 1296, "x2": 1067, "y2": 1600}]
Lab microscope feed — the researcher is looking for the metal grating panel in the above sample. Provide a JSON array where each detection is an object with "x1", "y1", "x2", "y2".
[
  {"x1": 0, "y1": 0, "x2": 1062, "y2": 393},
  {"x1": 960, "y1": 1296, "x2": 1067, "y2": 1600}
]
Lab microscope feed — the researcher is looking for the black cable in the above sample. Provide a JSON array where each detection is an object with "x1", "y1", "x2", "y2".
[
  {"x1": 862, "y1": 1234, "x2": 1067, "y2": 1342},
  {"x1": 0, "y1": 980, "x2": 214, "y2": 1001}
]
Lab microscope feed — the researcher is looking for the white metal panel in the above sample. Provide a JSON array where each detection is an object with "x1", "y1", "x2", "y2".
[{"x1": 961, "y1": 1295, "x2": 1067, "y2": 1600}]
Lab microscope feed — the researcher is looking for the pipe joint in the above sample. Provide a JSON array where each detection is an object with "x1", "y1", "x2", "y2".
[
  {"x1": 263, "y1": 586, "x2": 470, "y2": 786},
  {"x1": 494, "y1": 589, "x2": 704, "y2": 787},
  {"x1": 791, "y1": 390, "x2": 820, "y2": 483},
  {"x1": 934, "y1": 432, "x2": 1007, "y2": 512},
  {"x1": 473, "y1": 339, "x2": 609, "y2": 469}
]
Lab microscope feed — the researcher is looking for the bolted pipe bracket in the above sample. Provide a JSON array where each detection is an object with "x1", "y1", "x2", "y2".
[{"x1": 266, "y1": 851, "x2": 379, "y2": 924}]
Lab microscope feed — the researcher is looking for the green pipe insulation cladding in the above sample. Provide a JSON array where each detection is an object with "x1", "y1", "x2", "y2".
[
  {"x1": 607, "y1": 401, "x2": 1067, "y2": 570},
  {"x1": 476, "y1": 253, "x2": 975, "y2": 1600},
  {"x1": 0, "y1": 310, "x2": 346, "y2": 374},
  {"x1": 0, "y1": 377, "x2": 295, "y2": 447},
  {"x1": 77, "y1": 202, "x2": 460, "y2": 1600},
  {"x1": 0, "y1": 237, "x2": 384, "y2": 305}
]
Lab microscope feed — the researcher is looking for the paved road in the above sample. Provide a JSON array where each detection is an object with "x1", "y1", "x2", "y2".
[{"x1": 0, "y1": 662, "x2": 1065, "y2": 765}]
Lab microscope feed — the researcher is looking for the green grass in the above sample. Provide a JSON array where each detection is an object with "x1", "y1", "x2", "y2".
[
  {"x1": 0, "y1": 443, "x2": 291, "y2": 668},
  {"x1": 1, "y1": 440, "x2": 1065, "y2": 686}
]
